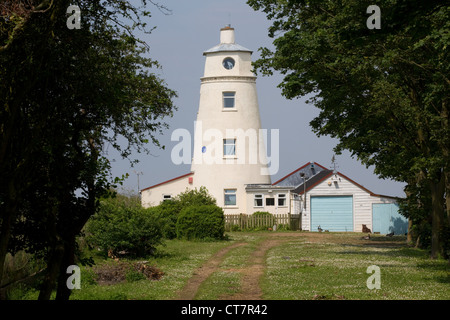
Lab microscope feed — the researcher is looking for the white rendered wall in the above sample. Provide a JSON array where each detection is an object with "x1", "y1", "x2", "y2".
[
  {"x1": 245, "y1": 190, "x2": 292, "y2": 215},
  {"x1": 141, "y1": 27, "x2": 271, "y2": 214},
  {"x1": 141, "y1": 174, "x2": 194, "y2": 208},
  {"x1": 191, "y1": 28, "x2": 271, "y2": 214}
]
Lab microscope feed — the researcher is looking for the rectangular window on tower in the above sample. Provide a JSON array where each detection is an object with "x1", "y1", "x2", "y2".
[
  {"x1": 223, "y1": 92, "x2": 235, "y2": 109},
  {"x1": 223, "y1": 139, "x2": 236, "y2": 156}
]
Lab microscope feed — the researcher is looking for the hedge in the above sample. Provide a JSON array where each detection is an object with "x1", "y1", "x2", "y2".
[{"x1": 176, "y1": 205, "x2": 225, "y2": 240}]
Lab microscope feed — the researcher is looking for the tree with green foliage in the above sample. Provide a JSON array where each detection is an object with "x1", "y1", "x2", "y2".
[
  {"x1": 176, "y1": 186, "x2": 217, "y2": 207},
  {"x1": 247, "y1": 0, "x2": 449, "y2": 259},
  {"x1": 0, "y1": 0, "x2": 176, "y2": 300},
  {"x1": 176, "y1": 205, "x2": 225, "y2": 241},
  {"x1": 85, "y1": 194, "x2": 164, "y2": 258},
  {"x1": 150, "y1": 187, "x2": 217, "y2": 239}
]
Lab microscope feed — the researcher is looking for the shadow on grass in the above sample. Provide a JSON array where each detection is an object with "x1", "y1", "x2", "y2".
[
  {"x1": 333, "y1": 236, "x2": 427, "y2": 259},
  {"x1": 415, "y1": 261, "x2": 450, "y2": 284},
  {"x1": 368, "y1": 235, "x2": 408, "y2": 242}
]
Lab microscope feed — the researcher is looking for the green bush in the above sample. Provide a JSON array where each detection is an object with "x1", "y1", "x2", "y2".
[
  {"x1": 176, "y1": 186, "x2": 217, "y2": 207},
  {"x1": 148, "y1": 200, "x2": 182, "y2": 239},
  {"x1": 152, "y1": 187, "x2": 217, "y2": 239},
  {"x1": 176, "y1": 205, "x2": 225, "y2": 241},
  {"x1": 85, "y1": 196, "x2": 164, "y2": 257},
  {"x1": 252, "y1": 211, "x2": 272, "y2": 217}
]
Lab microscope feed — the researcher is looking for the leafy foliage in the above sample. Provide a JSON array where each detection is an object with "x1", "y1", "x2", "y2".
[
  {"x1": 176, "y1": 205, "x2": 225, "y2": 241},
  {"x1": 252, "y1": 211, "x2": 273, "y2": 217},
  {"x1": 151, "y1": 187, "x2": 217, "y2": 239},
  {"x1": 85, "y1": 194, "x2": 164, "y2": 257},
  {"x1": 248, "y1": 0, "x2": 449, "y2": 258},
  {"x1": 0, "y1": 0, "x2": 177, "y2": 299},
  {"x1": 148, "y1": 200, "x2": 183, "y2": 240},
  {"x1": 176, "y1": 186, "x2": 217, "y2": 207}
]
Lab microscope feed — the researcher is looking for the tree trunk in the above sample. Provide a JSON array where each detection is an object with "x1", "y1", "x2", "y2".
[
  {"x1": 0, "y1": 212, "x2": 13, "y2": 289},
  {"x1": 0, "y1": 196, "x2": 17, "y2": 288},
  {"x1": 440, "y1": 100, "x2": 450, "y2": 226},
  {"x1": 38, "y1": 239, "x2": 64, "y2": 300},
  {"x1": 407, "y1": 219, "x2": 414, "y2": 244},
  {"x1": 55, "y1": 237, "x2": 75, "y2": 301},
  {"x1": 444, "y1": 170, "x2": 450, "y2": 227},
  {"x1": 38, "y1": 202, "x2": 64, "y2": 300},
  {"x1": 429, "y1": 173, "x2": 445, "y2": 259},
  {"x1": 403, "y1": 182, "x2": 414, "y2": 244}
]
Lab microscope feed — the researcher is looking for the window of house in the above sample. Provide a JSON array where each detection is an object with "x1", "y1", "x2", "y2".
[
  {"x1": 278, "y1": 194, "x2": 287, "y2": 207},
  {"x1": 254, "y1": 194, "x2": 263, "y2": 207},
  {"x1": 223, "y1": 139, "x2": 236, "y2": 156},
  {"x1": 223, "y1": 92, "x2": 235, "y2": 108},
  {"x1": 266, "y1": 197, "x2": 275, "y2": 206},
  {"x1": 224, "y1": 189, "x2": 237, "y2": 206},
  {"x1": 163, "y1": 194, "x2": 172, "y2": 201}
]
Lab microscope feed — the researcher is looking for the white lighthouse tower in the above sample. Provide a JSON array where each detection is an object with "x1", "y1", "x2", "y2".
[
  {"x1": 141, "y1": 26, "x2": 273, "y2": 213},
  {"x1": 191, "y1": 26, "x2": 271, "y2": 213}
]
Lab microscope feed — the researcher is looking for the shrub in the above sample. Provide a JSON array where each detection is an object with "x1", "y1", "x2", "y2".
[
  {"x1": 176, "y1": 186, "x2": 217, "y2": 207},
  {"x1": 152, "y1": 187, "x2": 217, "y2": 239},
  {"x1": 149, "y1": 200, "x2": 182, "y2": 239},
  {"x1": 85, "y1": 196, "x2": 164, "y2": 257},
  {"x1": 176, "y1": 205, "x2": 225, "y2": 241},
  {"x1": 252, "y1": 211, "x2": 273, "y2": 217}
]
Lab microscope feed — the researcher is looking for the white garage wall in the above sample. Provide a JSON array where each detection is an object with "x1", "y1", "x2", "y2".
[{"x1": 301, "y1": 173, "x2": 397, "y2": 232}]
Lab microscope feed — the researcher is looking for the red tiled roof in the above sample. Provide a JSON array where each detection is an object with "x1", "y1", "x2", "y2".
[{"x1": 140, "y1": 172, "x2": 194, "y2": 192}]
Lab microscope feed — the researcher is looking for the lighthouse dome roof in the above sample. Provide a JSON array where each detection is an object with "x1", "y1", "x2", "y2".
[
  {"x1": 203, "y1": 43, "x2": 252, "y2": 55},
  {"x1": 203, "y1": 26, "x2": 252, "y2": 55}
]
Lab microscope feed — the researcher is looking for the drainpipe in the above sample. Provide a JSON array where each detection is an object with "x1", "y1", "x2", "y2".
[{"x1": 299, "y1": 172, "x2": 308, "y2": 210}]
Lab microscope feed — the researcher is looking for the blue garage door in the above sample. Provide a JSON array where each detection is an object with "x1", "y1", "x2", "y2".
[
  {"x1": 372, "y1": 203, "x2": 408, "y2": 235},
  {"x1": 311, "y1": 196, "x2": 353, "y2": 232}
]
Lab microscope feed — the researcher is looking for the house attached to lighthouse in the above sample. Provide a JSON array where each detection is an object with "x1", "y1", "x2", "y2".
[{"x1": 140, "y1": 26, "x2": 407, "y2": 234}]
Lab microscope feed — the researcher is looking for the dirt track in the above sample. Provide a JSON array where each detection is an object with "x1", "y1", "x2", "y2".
[
  {"x1": 174, "y1": 232, "x2": 406, "y2": 300},
  {"x1": 175, "y1": 233, "x2": 299, "y2": 300},
  {"x1": 175, "y1": 242, "x2": 247, "y2": 300}
]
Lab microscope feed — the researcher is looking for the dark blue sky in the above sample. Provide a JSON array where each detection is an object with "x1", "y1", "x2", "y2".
[{"x1": 107, "y1": 0, "x2": 406, "y2": 197}]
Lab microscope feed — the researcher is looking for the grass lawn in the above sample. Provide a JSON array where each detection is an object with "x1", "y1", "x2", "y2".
[
  {"x1": 71, "y1": 239, "x2": 234, "y2": 300},
  {"x1": 17, "y1": 231, "x2": 448, "y2": 300},
  {"x1": 261, "y1": 232, "x2": 450, "y2": 300}
]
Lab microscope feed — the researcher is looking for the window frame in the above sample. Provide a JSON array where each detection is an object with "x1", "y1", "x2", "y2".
[
  {"x1": 222, "y1": 91, "x2": 236, "y2": 109},
  {"x1": 265, "y1": 197, "x2": 275, "y2": 206},
  {"x1": 224, "y1": 189, "x2": 237, "y2": 206},
  {"x1": 254, "y1": 194, "x2": 264, "y2": 208},
  {"x1": 223, "y1": 138, "x2": 236, "y2": 157},
  {"x1": 277, "y1": 193, "x2": 287, "y2": 207}
]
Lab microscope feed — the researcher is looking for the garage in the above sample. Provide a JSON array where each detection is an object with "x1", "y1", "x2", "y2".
[
  {"x1": 372, "y1": 203, "x2": 408, "y2": 235},
  {"x1": 310, "y1": 196, "x2": 353, "y2": 232}
]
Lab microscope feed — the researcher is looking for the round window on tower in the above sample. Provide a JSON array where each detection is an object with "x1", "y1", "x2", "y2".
[{"x1": 222, "y1": 57, "x2": 235, "y2": 70}]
